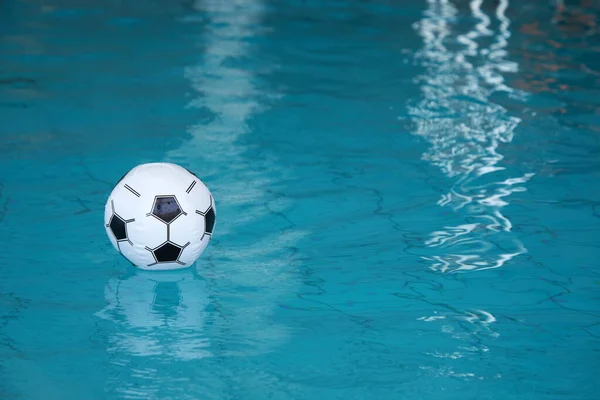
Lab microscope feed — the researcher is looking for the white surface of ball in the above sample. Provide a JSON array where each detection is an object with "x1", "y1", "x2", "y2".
[{"x1": 104, "y1": 162, "x2": 216, "y2": 271}]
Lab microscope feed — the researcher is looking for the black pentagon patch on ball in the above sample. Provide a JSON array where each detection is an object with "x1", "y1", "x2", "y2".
[
  {"x1": 106, "y1": 200, "x2": 135, "y2": 249},
  {"x1": 153, "y1": 242, "x2": 183, "y2": 262},
  {"x1": 109, "y1": 214, "x2": 127, "y2": 241},
  {"x1": 151, "y1": 196, "x2": 183, "y2": 224},
  {"x1": 204, "y1": 207, "x2": 215, "y2": 234},
  {"x1": 195, "y1": 196, "x2": 216, "y2": 237}
]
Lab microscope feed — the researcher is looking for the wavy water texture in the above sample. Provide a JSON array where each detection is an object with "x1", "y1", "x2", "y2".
[{"x1": 409, "y1": 0, "x2": 532, "y2": 273}]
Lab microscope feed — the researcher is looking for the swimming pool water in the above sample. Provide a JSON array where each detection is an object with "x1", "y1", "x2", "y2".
[{"x1": 1, "y1": 0, "x2": 599, "y2": 399}]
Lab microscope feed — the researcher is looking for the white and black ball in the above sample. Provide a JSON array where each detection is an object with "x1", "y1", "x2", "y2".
[{"x1": 104, "y1": 162, "x2": 216, "y2": 270}]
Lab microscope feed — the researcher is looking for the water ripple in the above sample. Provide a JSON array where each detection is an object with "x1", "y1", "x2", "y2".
[{"x1": 408, "y1": 0, "x2": 531, "y2": 273}]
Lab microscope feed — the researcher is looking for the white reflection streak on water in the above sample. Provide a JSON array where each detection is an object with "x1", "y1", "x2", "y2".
[
  {"x1": 96, "y1": 270, "x2": 210, "y2": 359},
  {"x1": 410, "y1": 0, "x2": 532, "y2": 274},
  {"x1": 96, "y1": 2, "x2": 304, "y2": 395},
  {"x1": 172, "y1": 0, "x2": 305, "y2": 358}
]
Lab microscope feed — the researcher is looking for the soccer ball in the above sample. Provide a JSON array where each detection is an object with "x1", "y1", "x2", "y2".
[{"x1": 104, "y1": 162, "x2": 216, "y2": 270}]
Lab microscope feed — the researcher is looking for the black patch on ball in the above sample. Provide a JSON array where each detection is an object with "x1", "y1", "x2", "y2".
[
  {"x1": 106, "y1": 200, "x2": 135, "y2": 247},
  {"x1": 153, "y1": 242, "x2": 183, "y2": 262},
  {"x1": 151, "y1": 196, "x2": 183, "y2": 224},
  {"x1": 109, "y1": 215, "x2": 127, "y2": 240},
  {"x1": 204, "y1": 207, "x2": 215, "y2": 234}
]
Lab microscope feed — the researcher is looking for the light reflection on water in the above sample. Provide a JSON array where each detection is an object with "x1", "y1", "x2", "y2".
[
  {"x1": 406, "y1": 0, "x2": 533, "y2": 378},
  {"x1": 96, "y1": 269, "x2": 211, "y2": 361},
  {"x1": 408, "y1": 0, "x2": 533, "y2": 273},
  {"x1": 172, "y1": 0, "x2": 307, "y2": 359},
  {"x1": 95, "y1": 0, "x2": 306, "y2": 396},
  {"x1": 96, "y1": 0, "x2": 306, "y2": 360}
]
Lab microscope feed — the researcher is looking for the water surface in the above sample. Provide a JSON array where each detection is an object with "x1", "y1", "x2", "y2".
[{"x1": 1, "y1": 0, "x2": 599, "y2": 399}]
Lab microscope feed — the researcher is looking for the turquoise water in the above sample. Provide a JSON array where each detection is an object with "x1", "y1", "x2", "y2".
[{"x1": 1, "y1": 0, "x2": 600, "y2": 398}]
